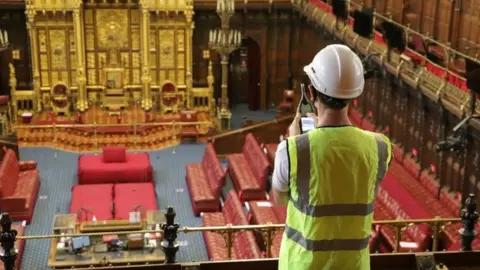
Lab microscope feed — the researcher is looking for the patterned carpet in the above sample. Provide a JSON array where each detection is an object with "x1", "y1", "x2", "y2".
[{"x1": 17, "y1": 103, "x2": 275, "y2": 270}]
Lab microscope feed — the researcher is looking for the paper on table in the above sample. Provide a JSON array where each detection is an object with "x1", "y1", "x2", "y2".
[{"x1": 399, "y1": 241, "x2": 418, "y2": 249}]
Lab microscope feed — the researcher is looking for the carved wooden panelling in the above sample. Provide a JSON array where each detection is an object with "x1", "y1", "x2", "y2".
[
  {"x1": 420, "y1": 0, "x2": 437, "y2": 36},
  {"x1": 436, "y1": 0, "x2": 453, "y2": 43}
]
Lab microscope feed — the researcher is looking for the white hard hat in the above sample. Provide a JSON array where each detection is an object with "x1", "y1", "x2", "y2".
[{"x1": 303, "y1": 44, "x2": 365, "y2": 99}]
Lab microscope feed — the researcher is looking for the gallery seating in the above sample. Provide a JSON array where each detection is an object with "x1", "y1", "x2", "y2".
[
  {"x1": 0, "y1": 149, "x2": 40, "y2": 223},
  {"x1": 70, "y1": 182, "x2": 157, "y2": 221},
  {"x1": 377, "y1": 174, "x2": 432, "y2": 251},
  {"x1": 202, "y1": 191, "x2": 262, "y2": 260},
  {"x1": 0, "y1": 223, "x2": 26, "y2": 270},
  {"x1": 262, "y1": 143, "x2": 278, "y2": 169},
  {"x1": 227, "y1": 133, "x2": 270, "y2": 202},
  {"x1": 185, "y1": 143, "x2": 226, "y2": 216},
  {"x1": 78, "y1": 146, "x2": 153, "y2": 185}
]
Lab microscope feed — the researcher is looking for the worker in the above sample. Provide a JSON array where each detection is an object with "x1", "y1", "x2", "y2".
[{"x1": 272, "y1": 44, "x2": 393, "y2": 270}]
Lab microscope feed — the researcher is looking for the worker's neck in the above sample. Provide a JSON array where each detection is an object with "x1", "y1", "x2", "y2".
[{"x1": 316, "y1": 109, "x2": 351, "y2": 127}]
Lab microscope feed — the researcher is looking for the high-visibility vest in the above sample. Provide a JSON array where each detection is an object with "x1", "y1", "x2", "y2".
[{"x1": 278, "y1": 126, "x2": 392, "y2": 270}]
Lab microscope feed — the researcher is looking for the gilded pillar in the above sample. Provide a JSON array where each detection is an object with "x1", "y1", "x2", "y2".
[
  {"x1": 26, "y1": 11, "x2": 41, "y2": 112},
  {"x1": 140, "y1": 7, "x2": 152, "y2": 111},
  {"x1": 220, "y1": 54, "x2": 229, "y2": 107},
  {"x1": 185, "y1": 8, "x2": 194, "y2": 109},
  {"x1": 73, "y1": 9, "x2": 87, "y2": 111}
]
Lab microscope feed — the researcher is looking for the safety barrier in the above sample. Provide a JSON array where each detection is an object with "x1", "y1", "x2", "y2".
[{"x1": 0, "y1": 194, "x2": 478, "y2": 270}]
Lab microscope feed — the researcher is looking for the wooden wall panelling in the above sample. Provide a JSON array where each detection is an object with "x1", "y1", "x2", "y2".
[
  {"x1": 376, "y1": 74, "x2": 388, "y2": 129},
  {"x1": 375, "y1": 0, "x2": 388, "y2": 14},
  {"x1": 421, "y1": 0, "x2": 437, "y2": 37},
  {"x1": 404, "y1": 85, "x2": 418, "y2": 154},
  {"x1": 391, "y1": 78, "x2": 405, "y2": 143},
  {"x1": 436, "y1": 0, "x2": 453, "y2": 43},
  {"x1": 0, "y1": 10, "x2": 32, "y2": 90},
  {"x1": 465, "y1": 130, "x2": 480, "y2": 196},
  {"x1": 457, "y1": 0, "x2": 474, "y2": 53},
  {"x1": 421, "y1": 98, "x2": 440, "y2": 172},
  {"x1": 470, "y1": 1, "x2": 480, "y2": 56},
  {"x1": 386, "y1": 0, "x2": 405, "y2": 23},
  {"x1": 449, "y1": 0, "x2": 462, "y2": 48}
]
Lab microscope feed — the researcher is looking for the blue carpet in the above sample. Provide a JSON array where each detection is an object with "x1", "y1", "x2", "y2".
[
  {"x1": 17, "y1": 103, "x2": 274, "y2": 269},
  {"x1": 18, "y1": 145, "x2": 209, "y2": 269}
]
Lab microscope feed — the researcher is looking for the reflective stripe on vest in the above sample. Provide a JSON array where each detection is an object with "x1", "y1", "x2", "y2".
[{"x1": 284, "y1": 128, "x2": 391, "y2": 252}]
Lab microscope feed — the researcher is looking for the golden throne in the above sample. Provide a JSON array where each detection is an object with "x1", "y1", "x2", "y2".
[
  {"x1": 101, "y1": 50, "x2": 128, "y2": 111},
  {"x1": 50, "y1": 82, "x2": 70, "y2": 116},
  {"x1": 158, "y1": 81, "x2": 184, "y2": 114}
]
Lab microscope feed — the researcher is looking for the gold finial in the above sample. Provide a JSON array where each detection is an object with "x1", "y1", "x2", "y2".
[{"x1": 9, "y1": 63, "x2": 17, "y2": 93}]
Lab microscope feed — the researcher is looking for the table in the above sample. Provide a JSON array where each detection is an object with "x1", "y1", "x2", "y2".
[{"x1": 48, "y1": 212, "x2": 166, "y2": 269}]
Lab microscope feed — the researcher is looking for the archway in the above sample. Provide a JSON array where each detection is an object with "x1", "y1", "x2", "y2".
[{"x1": 228, "y1": 37, "x2": 261, "y2": 110}]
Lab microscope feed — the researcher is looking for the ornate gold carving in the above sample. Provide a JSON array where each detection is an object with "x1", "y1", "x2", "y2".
[
  {"x1": 131, "y1": 29, "x2": 140, "y2": 51},
  {"x1": 178, "y1": 70, "x2": 185, "y2": 85},
  {"x1": 131, "y1": 9, "x2": 140, "y2": 25},
  {"x1": 88, "y1": 70, "x2": 97, "y2": 85},
  {"x1": 40, "y1": 54, "x2": 48, "y2": 70},
  {"x1": 177, "y1": 53, "x2": 185, "y2": 68},
  {"x1": 38, "y1": 30, "x2": 47, "y2": 52},
  {"x1": 133, "y1": 70, "x2": 141, "y2": 84},
  {"x1": 150, "y1": 54, "x2": 156, "y2": 68},
  {"x1": 87, "y1": 53, "x2": 96, "y2": 68},
  {"x1": 177, "y1": 30, "x2": 185, "y2": 51},
  {"x1": 69, "y1": 30, "x2": 76, "y2": 52},
  {"x1": 159, "y1": 30, "x2": 175, "y2": 67},
  {"x1": 149, "y1": 30, "x2": 156, "y2": 50},
  {"x1": 132, "y1": 53, "x2": 140, "y2": 68},
  {"x1": 70, "y1": 53, "x2": 77, "y2": 69},
  {"x1": 85, "y1": 31, "x2": 95, "y2": 50},
  {"x1": 84, "y1": 9, "x2": 94, "y2": 24},
  {"x1": 96, "y1": 10, "x2": 129, "y2": 49},
  {"x1": 41, "y1": 71, "x2": 49, "y2": 86},
  {"x1": 49, "y1": 30, "x2": 67, "y2": 69}
]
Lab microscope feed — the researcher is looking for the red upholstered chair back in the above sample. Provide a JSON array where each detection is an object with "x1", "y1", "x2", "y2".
[
  {"x1": 201, "y1": 144, "x2": 225, "y2": 196},
  {"x1": 102, "y1": 147, "x2": 127, "y2": 163},
  {"x1": 242, "y1": 133, "x2": 270, "y2": 189},
  {"x1": 0, "y1": 149, "x2": 19, "y2": 198},
  {"x1": 222, "y1": 190, "x2": 262, "y2": 259},
  {"x1": 222, "y1": 190, "x2": 248, "y2": 225},
  {"x1": 180, "y1": 110, "x2": 198, "y2": 122}
]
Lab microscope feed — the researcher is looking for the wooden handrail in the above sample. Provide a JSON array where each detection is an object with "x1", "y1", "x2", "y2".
[{"x1": 208, "y1": 114, "x2": 295, "y2": 141}]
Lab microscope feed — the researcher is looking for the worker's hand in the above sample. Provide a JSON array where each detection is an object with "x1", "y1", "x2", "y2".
[
  {"x1": 306, "y1": 112, "x2": 318, "y2": 127},
  {"x1": 288, "y1": 113, "x2": 301, "y2": 137}
]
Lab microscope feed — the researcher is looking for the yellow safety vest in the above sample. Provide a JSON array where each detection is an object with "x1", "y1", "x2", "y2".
[{"x1": 278, "y1": 126, "x2": 392, "y2": 270}]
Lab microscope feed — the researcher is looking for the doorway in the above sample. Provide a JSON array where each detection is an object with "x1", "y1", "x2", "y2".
[{"x1": 228, "y1": 37, "x2": 261, "y2": 110}]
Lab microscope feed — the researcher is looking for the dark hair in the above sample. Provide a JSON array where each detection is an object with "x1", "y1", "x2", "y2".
[{"x1": 303, "y1": 74, "x2": 351, "y2": 110}]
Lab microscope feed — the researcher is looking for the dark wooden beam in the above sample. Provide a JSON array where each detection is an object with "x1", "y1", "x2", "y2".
[{"x1": 0, "y1": 0, "x2": 24, "y2": 9}]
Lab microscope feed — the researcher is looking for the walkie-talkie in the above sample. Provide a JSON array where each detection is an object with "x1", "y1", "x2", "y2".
[{"x1": 298, "y1": 83, "x2": 316, "y2": 134}]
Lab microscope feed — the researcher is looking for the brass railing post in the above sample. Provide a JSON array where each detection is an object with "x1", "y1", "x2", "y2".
[
  {"x1": 432, "y1": 216, "x2": 441, "y2": 251},
  {"x1": 161, "y1": 207, "x2": 180, "y2": 263},
  {"x1": 226, "y1": 223, "x2": 233, "y2": 260},
  {"x1": 265, "y1": 222, "x2": 273, "y2": 258},
  {"x1": 394, "y1": 225, "x2": 402, "y2": 252},
  {"x1": 0, "y1": 213, "x2": 18, "y2": 270},
  {"x1": 460, "y1": 194, "x2": 479, "y2": 251}
]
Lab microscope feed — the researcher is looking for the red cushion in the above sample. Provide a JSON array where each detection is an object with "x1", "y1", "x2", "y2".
[
  {"x1": 102, "y1": 147, "x2": 126, "y2": 163},
  {"x1": 202, "y1": 212, "x2": 236, "y2": 260},
  {"x1": 78, "y1": 153, "x2": 153, "y2": 185},
  {"x1": 227, "y1": 154, "x2": 265, "y2": 201},
  {"x1": 223, "y1": 190, "x2": 249, "y2": 225},
  {"x1": 242, "y1": 134, "x2": 270, "y2": 189},
  {"x1": 70, "y1": 184, "x2": 114, "y2": 222},
  {"x1": 114, "y1": 183, "x2": 157, "y2": 220},
  {"x1": 201, "y1": 144, "x2": 225, "y2": 196},
  {"x1": 249, "y1": 201, "x2": 280, "y2": 225},
  {"x1": 0, "y1": 150, "x2": 20, "y2": 197}
]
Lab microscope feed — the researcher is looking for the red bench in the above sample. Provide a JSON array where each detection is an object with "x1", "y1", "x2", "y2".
[
  {"x1": 227, "y1": 133, "x2": 270, "y2": 202},
  {"x1": 186, "y1": 143, "x2": 226, "y2": 216},
  {"x1": 377, "y1": 174, "x2": 432, "y2": 251},
  {"x1": 202, "y1": 190, "x2": 262, "y2": 260},
  {"x1": 0, "y1": 149, "x2": 41, "y2": 223}
]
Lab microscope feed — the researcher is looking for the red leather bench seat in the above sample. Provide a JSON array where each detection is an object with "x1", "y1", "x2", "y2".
[
  {"x1": 392, "y1": 145, "x2": 404, "y2": 164},
  {"x1": 403, "y1": 154, "x2": 421, "y2": 179},
  {"x1": 0, "y1": 149, "x2": 41, "y2": 223},
  {"x1": 186, "y1": 143, "x2": 226, "y2": 216},
  {"x1": 227, "y1": 133, "x2": 270, "y2": 202},
  {"x1": 114, "y1": 183, "x2": 157, "y2": 220},
  {"x1": 78, "y1": 147, "x2": 153, "y2": 185},
  {"x1": 202, "y1": 191, "x2": 262, "y2": 261},
  {"x1": 349, "y1": 108, "x2": 363, "y2": 126},
  {"x1": 267, "y1": 191, "x2": 287, "y2": 223},
  {"x1": 360, "y1": 118, "x2": 375, "y2": 131},
  {"x1": 263, "y1": 143, "x2": 278, "y2": 168},
  {"x1": 70, "y1": 184, "x2": 114, "y2": 222},
  {"x1": 377, "y1": 174, "x2": 432, "y2": 251}
]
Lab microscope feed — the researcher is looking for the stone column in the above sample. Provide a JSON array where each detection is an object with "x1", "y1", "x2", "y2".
[
  {"x1": 140, "y1": 7, "x2": 152, "y2": 111},
  {"x1": 73, "y1": 9, "x2": 87, "y2": 111},
  {"x1": 26, "y1": 12, "x2": 41, "y2": 112}
]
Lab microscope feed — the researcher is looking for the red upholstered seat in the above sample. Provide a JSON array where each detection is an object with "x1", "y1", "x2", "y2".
[
  {"x1": 70, "y1": 184, "x2": 114, "y2": 222},
  {"x1": 392, "y1": 144, "x2": 404, "y2": 164},
  {"x1": 0, "y1": 149, "x2": 41, "y2": 223},
  {"x1": 248, "y1": 200, "x2": 284, "y2": 257},
  {"x1": 349, "y1": 108, "x2": 363, "y2": 126},
  {"x1": 360, "y1": 119, "x2": 375, "y2": 131},
  {"x1": 78, "y1": 147, "x2": 153, "y2": 185},
  {"x1": 377, "y1": 174, "x2": 432, "y2": 251},
  {"x1": 263, "y1": 143, "x2": 278, "y2": 169},
  {"x1": 227, "y1": 133, "x2": 270, "y2": 202},
  {"x1": 403, "y1": 154, "x2": 420, "y2": 179},
  {"x1": 202, "y1": 191, "x2": 262, "y2": 261},
  {"x1": 186, "y1": 144, "x2": 226, "y2": 216},
  {"x1": 114, "y1": 183, "x2": 157, "y2": 220}
]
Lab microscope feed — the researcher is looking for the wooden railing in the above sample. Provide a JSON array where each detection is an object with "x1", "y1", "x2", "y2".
[{"x1": 208, "y1": 114, "x2": 294, "y2": 156}]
